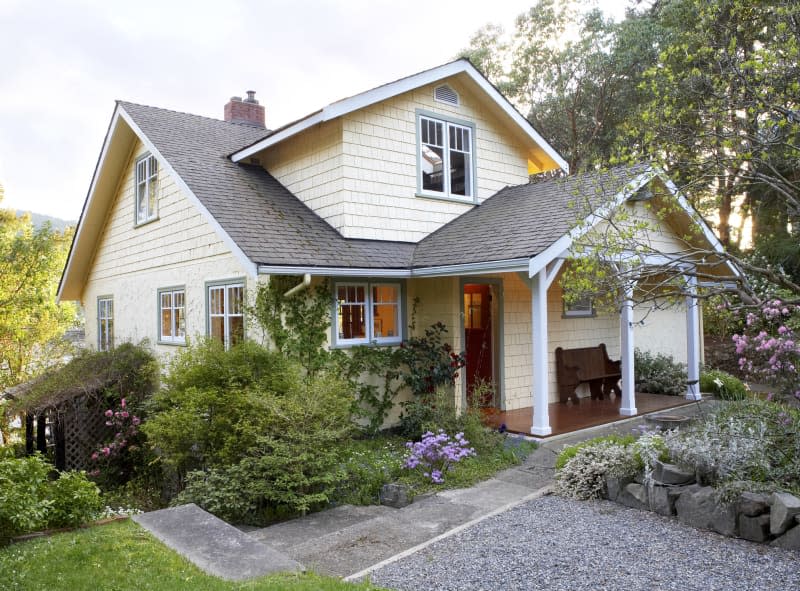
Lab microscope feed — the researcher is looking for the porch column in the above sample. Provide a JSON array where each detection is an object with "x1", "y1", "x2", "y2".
[
  {"x1": 685, "y1": 274, "x2": 702, "y2": 400},
  {"x1": 619, "y1": 289, "x2": 637, "y2": 415},
  {"x1": 531, "y1": 269, "x2": 551, "y2": 436}
]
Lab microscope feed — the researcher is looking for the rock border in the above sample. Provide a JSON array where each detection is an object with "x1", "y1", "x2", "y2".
[{"x1": 604, "y1": 461, "x2": 800, "y2": 550}]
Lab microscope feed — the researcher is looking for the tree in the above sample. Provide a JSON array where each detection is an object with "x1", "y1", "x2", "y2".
[
  {"x1": 460, "y1": 0, "x2": 662, "y2": 171},
  {"x1": 0, "y1": 191, "x2": 77, "y2": 390},
  {"x1": 621, "y1": 0, "x2": 800, "y2": 255}
]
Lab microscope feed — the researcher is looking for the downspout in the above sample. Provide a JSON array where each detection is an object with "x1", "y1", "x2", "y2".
[{"x1": 283, "y1": 273, "x2": 311, "y2": 297}]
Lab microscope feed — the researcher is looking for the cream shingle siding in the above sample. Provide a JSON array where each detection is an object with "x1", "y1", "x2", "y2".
[
  {"x1": 260, "y1": 119, "x2": 346, "y2": 232},
  {"x1": 83, "y1": 141, "x2": 251, "y2": 357},
  {"x1": 261, "y1": 77, "x2": 532, "y2": 242}
]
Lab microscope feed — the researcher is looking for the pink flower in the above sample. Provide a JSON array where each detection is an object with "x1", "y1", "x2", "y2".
[
  {"x1": 120, "y1": 398, "x2": 126, "y2": 409},
  {"x1": 104, "y1": 409, "x2": 113, "y2": 417},
  {"x1": 91, "y1": 452, "x2": 99, "y2": 461},
  {"x1": 121, "y1": 411, "x2": 129, "y2": 419},
  {"x1": 132, "y1": 416, "x2": 141, "y2": 426},
  {"x1": 102, "y1": 447, "x2": 111, "y2": 456}
]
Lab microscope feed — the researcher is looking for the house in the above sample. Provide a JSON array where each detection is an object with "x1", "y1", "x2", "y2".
[{"x1": 58, "y1": 59, "x2": 735, "y2": 436}]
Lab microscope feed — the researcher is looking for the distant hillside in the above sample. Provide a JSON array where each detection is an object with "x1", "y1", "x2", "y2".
[{"x1": 16, "y1": 210, "x2": 76, "y2": 232}]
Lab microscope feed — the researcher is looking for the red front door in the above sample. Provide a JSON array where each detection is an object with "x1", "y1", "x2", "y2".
[{"x1": 464, "y1": 284, "x2": 494, "y2": 407}]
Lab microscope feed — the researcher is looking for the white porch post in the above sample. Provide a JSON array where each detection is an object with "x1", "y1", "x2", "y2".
[
  {"x1": 531, "y1": 269, "x2": 552, "y2": 436},
  {"x1": 619, "y1": 288, "x2": 637, "y2": 416},
  {"x1": 685, "y1": 274, "x2": 702, "y2": 400}
]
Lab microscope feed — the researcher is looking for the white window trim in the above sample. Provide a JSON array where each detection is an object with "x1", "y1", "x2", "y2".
[
  {"x1": 97, "y1": 296, "x2": 113, "y2": 351},
  {"x1": 416, "y1": 110, "x2": 476, "y2": 203},
  {"x1": 333, "y1": 281, "x2": 403, "y2": 347},
  {"x1": 135, "y1": 153, "x2": 158, "y2": 225},
  {"x1": 158, "y1": 287, "x2": 186, "y2": 345},
  {"x1": 207, "y1": 281, "x2": 245, "y2": 350},
  {"x1": 563, "y1": 295, "x2": 595, "y2": 318}
]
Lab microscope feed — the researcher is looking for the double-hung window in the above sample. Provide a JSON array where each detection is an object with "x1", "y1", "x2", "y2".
[
  {"x1": 98, "y1": 296, "x2": 114, "y2": 351},
  {"x1": 418, "y1": 113, "x2": 474, "y2": 200},
  {"x1": 135, "y1": 153, "x2": 158, "y2": 224},
  {"x1": 335, "y1": 282, "x2": 401, "y2": 346},
  {"x1": 208, "y1": 282, "x2": 244, "y2": 349},
  {"x1": 159, "y1": 288, "x2": 186, "y2": 344}
]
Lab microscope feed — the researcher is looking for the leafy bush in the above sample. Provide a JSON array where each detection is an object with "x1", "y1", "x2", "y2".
[
  {"x1": 332, "y1": 437, "x2": 406, "y2": 505},
  {"x1": 700, "y1": 368, "x2": 748, "y2": 400},
  {"x1": 554, "y1": 434, "x2": 637, "y2": 471},
  {"x1": 398, "y1": 315, "x2": 465, "y2": 397},
  {"x1": 170, "y1": 368, "x2": 354, "y2": 524},
  {"x1": 665, "y1": 399, "x2": 800, "y2": 492},
  {"x1": 634, "y1": 349, "x2": 687, "y2": 395},
  {"x1": 46, "y1": 471, "x2": 104, "y2": 529},
  {"x1": 555, "y1": 441, "x2": 638, "y2": 500},
  {"x1": 0, "y1": 453, "x2": 101, "y2": 541},
  {"x1": 142, "y1": 340, "x2": 295, "y2": 480}
]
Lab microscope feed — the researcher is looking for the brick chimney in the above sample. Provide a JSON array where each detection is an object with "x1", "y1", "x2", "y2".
[{"x1": 224, "y1": 90, "x2": 265, "y2": 128}]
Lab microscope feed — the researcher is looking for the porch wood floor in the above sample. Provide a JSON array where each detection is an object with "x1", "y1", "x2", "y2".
[{"x1": 482, "y1": 393, "x2": 694, "y2": 438}]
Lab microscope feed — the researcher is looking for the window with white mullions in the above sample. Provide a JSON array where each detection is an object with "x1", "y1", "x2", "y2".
[
  {"x1": 159, "y1": 288, "x2": 186, "y2": 343},
  {"x1": 335, "y1": 282, "x2": 401, "y2": 346},
  {"x1": 208, "y1": 283, "x2": 244, "y2": 349},
  {"x1": 98, "y1": 297, "x2": 114, "y2": 351},
  {"x1": 418, "y1": 115, "x2": 473, "y2": 199},
  {"x1": 135, "y1": 154, "x2": 158, "y2": 224}
]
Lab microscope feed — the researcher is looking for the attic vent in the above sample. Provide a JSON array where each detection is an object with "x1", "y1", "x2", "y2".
[{"x1": 434, "y1": 84, "x2": 459, "y2": 106}]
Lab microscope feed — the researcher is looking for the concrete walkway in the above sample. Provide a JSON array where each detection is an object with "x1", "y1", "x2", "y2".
[{"x1": 134, "y1": 402, "x2": 708, "y2": 581}]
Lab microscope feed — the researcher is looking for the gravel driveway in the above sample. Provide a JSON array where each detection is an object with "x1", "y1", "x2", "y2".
[{"x1": 368, "y1": 495, "x2": 799, "y2": 591}]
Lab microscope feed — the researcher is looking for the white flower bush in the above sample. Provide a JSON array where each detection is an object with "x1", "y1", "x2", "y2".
[{"x1": 555, "y1": 442, "x2": 637, "y2": 500}]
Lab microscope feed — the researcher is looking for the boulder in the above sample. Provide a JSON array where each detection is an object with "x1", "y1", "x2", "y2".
[
  {"x1": 653, "y1": 461, "x2": 695, "y2": 486},
  {"x1": 770, "y1": 492, "x2": 800, "y2": 535},
  {"x1": 617, "y1": 483, "x2": 648, "y2": 510},
  {"x1": 738, "y1": 514, "x2": 771, "y2": 543},
  {"x1": 675, "y1": 486, "x2": 737, "y2": 537},
  {"x1": 606, "y1": 476, "x2": 633, "y2": 502},
  {"x1": 380, "y1": 483, "x2": 412, "y2": 508},
  {"x1": 770, "y1": 523, "x2": 800, "y2": 550},
  {"x1": 649, "y1": 485, "x2": 678, "y2": 516},
  {"x1": 737, "y1": 492, "x2": 770, "y2": 517}
]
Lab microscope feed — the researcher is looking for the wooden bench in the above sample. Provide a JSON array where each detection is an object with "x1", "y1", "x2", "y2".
[{"x1": 555, "y1": 344, "x2": 621, "y2": 404}]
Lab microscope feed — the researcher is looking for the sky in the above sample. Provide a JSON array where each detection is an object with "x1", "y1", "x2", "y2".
[{"x1": 0, "y1": 0, "x2": 629, "y2": 221}]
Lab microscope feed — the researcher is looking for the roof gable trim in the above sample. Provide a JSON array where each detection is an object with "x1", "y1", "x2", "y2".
[{"x1": 231, "y1": 60, "x2": 568, "y2": 171}]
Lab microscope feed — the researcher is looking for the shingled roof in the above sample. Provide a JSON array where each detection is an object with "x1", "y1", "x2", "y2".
[
  {"x1": 412, "y1": 165, "x2": 652, "y2": 268},
  {"x1": 119, "y1": 102, "x2": 654, "y2": 272},
  {"x1": 120, "y1": 102, "x2": 416, "y2": 269}
]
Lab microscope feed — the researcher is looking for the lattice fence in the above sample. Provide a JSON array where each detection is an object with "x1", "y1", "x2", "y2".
[{"x1": 62, "y1": 397, "x2": 113, "y2": 471}]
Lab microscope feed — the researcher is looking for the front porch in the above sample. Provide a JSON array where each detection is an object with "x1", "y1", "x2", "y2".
[{"x1": 482, "y1": 393, "x2": 695, "y2": 438}]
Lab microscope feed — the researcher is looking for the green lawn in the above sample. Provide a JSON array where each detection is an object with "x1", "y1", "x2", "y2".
[{"x1": 0, "y1": 520, "x2": 385, "y2": 591}]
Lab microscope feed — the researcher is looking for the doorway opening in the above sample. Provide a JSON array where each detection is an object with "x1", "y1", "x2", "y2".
[{"x1": 463, "y1": 283, "x2": 499, "y2": 408}]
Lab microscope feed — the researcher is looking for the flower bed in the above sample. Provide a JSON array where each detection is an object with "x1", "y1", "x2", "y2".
[{"x1": 554, "y1": 399, "x2": 800, "y2": 550}]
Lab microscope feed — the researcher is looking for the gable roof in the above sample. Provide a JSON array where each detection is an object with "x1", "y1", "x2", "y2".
[
  {"x1": 412, "y1": 166, "x2": 652, "y2": 270},
  {"x1": 230, "y1": 59, "x2": 569, "y2": 172}
]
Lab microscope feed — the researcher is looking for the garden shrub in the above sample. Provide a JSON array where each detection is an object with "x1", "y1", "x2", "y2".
[
  {"x1": 555, "y1": 441, "x2": 637, "y2": 500},
  {"x1": 403, "y1": 430, "x2": 475, "y2": 484},
  {"x1": 142, "y1": 340, "x2": 295, "y2": 481},
  {"x1": 0, "y1": 453, "x2": 101, "y2": 542},
  {"x1": 554, "y1": 434, "x2": 636, "y2": 470},
  {"x1": 666, "y1": 399, "x2": 800, "y2": 493},
  {"x1": 700, "y1": 368, "x2": 748, "y2": 400},
  {"x1": 171, "y1": 369, "x2": 354, "y2": 524},
  {"x1": 332, "y1": 437, "x2": 406, "y2": 505},
  {"x1": 634, "y1": 349, "x2": 686, "y2": 395}
]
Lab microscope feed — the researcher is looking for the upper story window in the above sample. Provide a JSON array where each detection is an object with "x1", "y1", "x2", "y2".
[
  {"x1": 208, "y1": 281, "x2": 244, "y2": 349},
  {"x1": 98, "y1": 296, "x2": 114, "y2": 351},
  {"x1": 135, "y1": 153, "x2": 158, "y2": 225},
  {"x1": 417, "y1": 113, "x2": 474, "y2": 201},
  {"x1": 335, "y1": 282, "x2": 402, "y2": 347}
]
